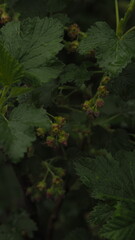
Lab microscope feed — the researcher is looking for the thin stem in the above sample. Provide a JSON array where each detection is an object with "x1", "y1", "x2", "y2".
[
  {"x1": 121, "y1": 25, "x2": 135, "y2": 38},
  {"x1": 117, "y1": 0, "x2": 135, "y2": 37},
  {"x1": 43, "y1": 169, "x2": 49, "y2": 182},
  {"x1": 122, "y1": 0, "x2": 135, "y2": 29},
  {"x1": 103, "y1": 113, "x2": 121, "y2": 124},
  {"x1": 93, "y1": 113, "x2": 121, "y2": 127},
  {"x1": 44, "y1": 162, "x2": 55, "y2": 177},
  {"x1": 115, "y1": 0, "x2": 120, "y2": 34},
  {"x1": 0, "y1": 86, "x2": 9, "y2": 114},
  {"x1": 46, "y1": 112, "x2": 55, "y2": 120},
  {"x1": 42, "y1": 157, "x2": 61, "y2": 181},
  {"x1": 65, "y1": 89, "x2": 78, "y2": 99}
]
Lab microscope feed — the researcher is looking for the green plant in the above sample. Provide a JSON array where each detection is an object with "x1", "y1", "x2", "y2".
[{"x1": 0, "y1": 0, "x2": 135, "y2": 240}]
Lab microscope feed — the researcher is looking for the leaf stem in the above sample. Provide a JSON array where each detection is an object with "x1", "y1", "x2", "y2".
[
  {"x1": 116, "y1": 0, "x2": 135, "y2": 37},
  {"x1": 47, "y1": 112, "x2": 55, "y2": 120},
  {"x1": 44, "y1": 162, "x2": 55, "y2": 177},
  {"x1": 115, "y1": 0, "x2": 120, "y2": 34},
  {"x1": 121, "y1": 25, "x2": 135, "y2": 39},
  {"x1": 0, "y1": 86, "x2": 9, "y2": 114}
]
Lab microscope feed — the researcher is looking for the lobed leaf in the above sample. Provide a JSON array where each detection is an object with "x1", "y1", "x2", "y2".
[
  {"x1": 0, "y1": 17, "x2": 64, "y2": 84},
  {"x1": 79, "y1": 22, "x2": 135, "y2": 76},
  {"x1": 0, "y1": 104, "x2": 51, "y2": 162}
]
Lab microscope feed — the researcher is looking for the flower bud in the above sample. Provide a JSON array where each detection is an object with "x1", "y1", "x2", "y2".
[
  {"x1": 66, "y1": 41, "x2": 79, "y2": 52},
  {"x1": 52, "y1": 176, "x2": 63, "y2": 185},
  {"x1": 58, "y1": 131, "x2": 69, "y2": 146},
  {"x1": 101, "y1": 76, "x2": 110, "y2": 85},
  {"x1": 52, "y1": 123, "x2": 60, "y2": 134},
  {"x1": 46, "y1": 136, "x2": 56, "y2": 148},
  {"x1": 36, "y1": 181, "x2": 46, "y2": 191},
  {"x1": 97, "y1": 85, "x2": 109, "y2": 97},
  {"x1": 67, "y1": 23, "x2": 81, "y2": 39},
  {"x1": 36, "y1": 127, "x2": 46, "y2": 137},
  {"x1": 46, "y1": 187, "x2": 53, "y2": 199},
  {"x1": 54, "y1": 116, "x2": 66, "y2": 126},
  {"x1": 1, "y1": 12, "x2": 10, "y2": 24},
  {"x1": 95, "y1": 98, "x2": 104, "y2": 108}
]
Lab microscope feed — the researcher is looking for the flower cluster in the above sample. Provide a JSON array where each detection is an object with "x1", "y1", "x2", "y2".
[
  {"x1": 46, "y1": 176, "x2": 65, "y2": 199},
  {"x1": 82, "y1": 76, "x2": 110, "y2": 119},
  {"x1": 64, "y1": 23, "x2": 86, "y2": 53},
  {"x1": 82, "y1": 100, "x2": 100, "y2": 119},
  {"x1": 97, "y1": 85, "x2": 109, "y2": 97},
  {"x1": 26, "y1": 165, "x2": 65, "y2": 201},
  {"x1": 45, "y1": 116, "x2": 69, "y2": 148}
]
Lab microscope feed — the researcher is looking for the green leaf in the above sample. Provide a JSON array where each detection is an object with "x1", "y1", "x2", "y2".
[
  {"x1": 109, "y1": 63, "x2": 135, "y2": 100},
  {"x1": 27, "y1": 61, "x2": 64, "y2": 84},
  {"x1": 30, "y1": 81, "x2": 57, "y2": 107},
  {"x1": 75, "y1": 150, "x2": 135, "y2": 201},
  {"x1": 0, "y1": 21, "x2": 21, "y2": 60},
  {"x1": 76, "y1": 152, "x2": 135, "y2": 240},
  {"x1": 101, "y1": 202, "x2": 135, "y2": 240},
  {"x1": 90, "y1": 203, "x2": 114, "y2": 226},
  {"x1": 91, "y1": 126, "x2": 133, "y2": 154},
  {"x1": 53, "y1": 13, "x2": 71, "y2": 25},
  {"x1": 0, "y1": 104, "x2": 51, "y2": 162},
  {"x1": 0, "y1": 210, "x2": 37, "y2": 240},
  {"x1": 12, "y1": 211, "x2": 37, "y2": 238},
  {"x1": 0, "y1": 17, "x2": 64, "y2": 84},
  {"x1": 0, "y1": 44, "x2": 23, "y2": 86},
  {"x1": 60, "y1": 63, "x2": 91, "y2": 86},
  {"x1": 79, "y1": 22, "x2": 135, "y2": 76},
  {"x1": 0, "y1": 225, "x2": 16, "y2": 240},
  {"x1": 9, "y1": 86, "x2": 32, "y2": 98}
]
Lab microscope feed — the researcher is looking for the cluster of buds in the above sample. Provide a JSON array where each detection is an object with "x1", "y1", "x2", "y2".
[
  {"x1": 45, "y1": 116, "x2": 69, "y2": 148},
  {"x1": 26, "y1": 180, "x2": 46, "y2": 202},
  {"x1": 0, "y1": 4, "x2": 11, "y2": 25},
  {"x1": 97, "y1": 85, "x2": 109, "y2": 97},
  {"x1": 64, "y1": 23, "x2": 86, "y2": 53},
  {"x1": 96, "y1": 76, "x2": 110, "y2": 98},
  {"x1": 36, "y1": 127, "x2": 46, "y2": 137},
  {"x1": 82, "y1": 100, "x2": 100, "y2": 119},
  {"x1": 82, "y1": 76, "x2": 110, "y2": 119},
  {"x1": 67, "y1": 23, "x2": 81, "y2": 40},
  {"x1": 26, "y1": 166, "x2": 66, "y2": 201},
  {"x1": 46, "y1": 176, "x2": 65, "y2": 200},
  {"x1": 101, "y1": 76, "x2": 110, "y2": 85},
  {"x1": 64, "y1": 40, "x2": 79, "y2": 53}
]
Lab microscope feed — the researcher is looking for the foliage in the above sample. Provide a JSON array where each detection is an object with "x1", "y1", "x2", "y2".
[
  {"x1": 0, "y1": 0, "x2": 135, "y2": 240},
  {"x1": 79, "y1": 21, "x2": 135, "y2": 76}
]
